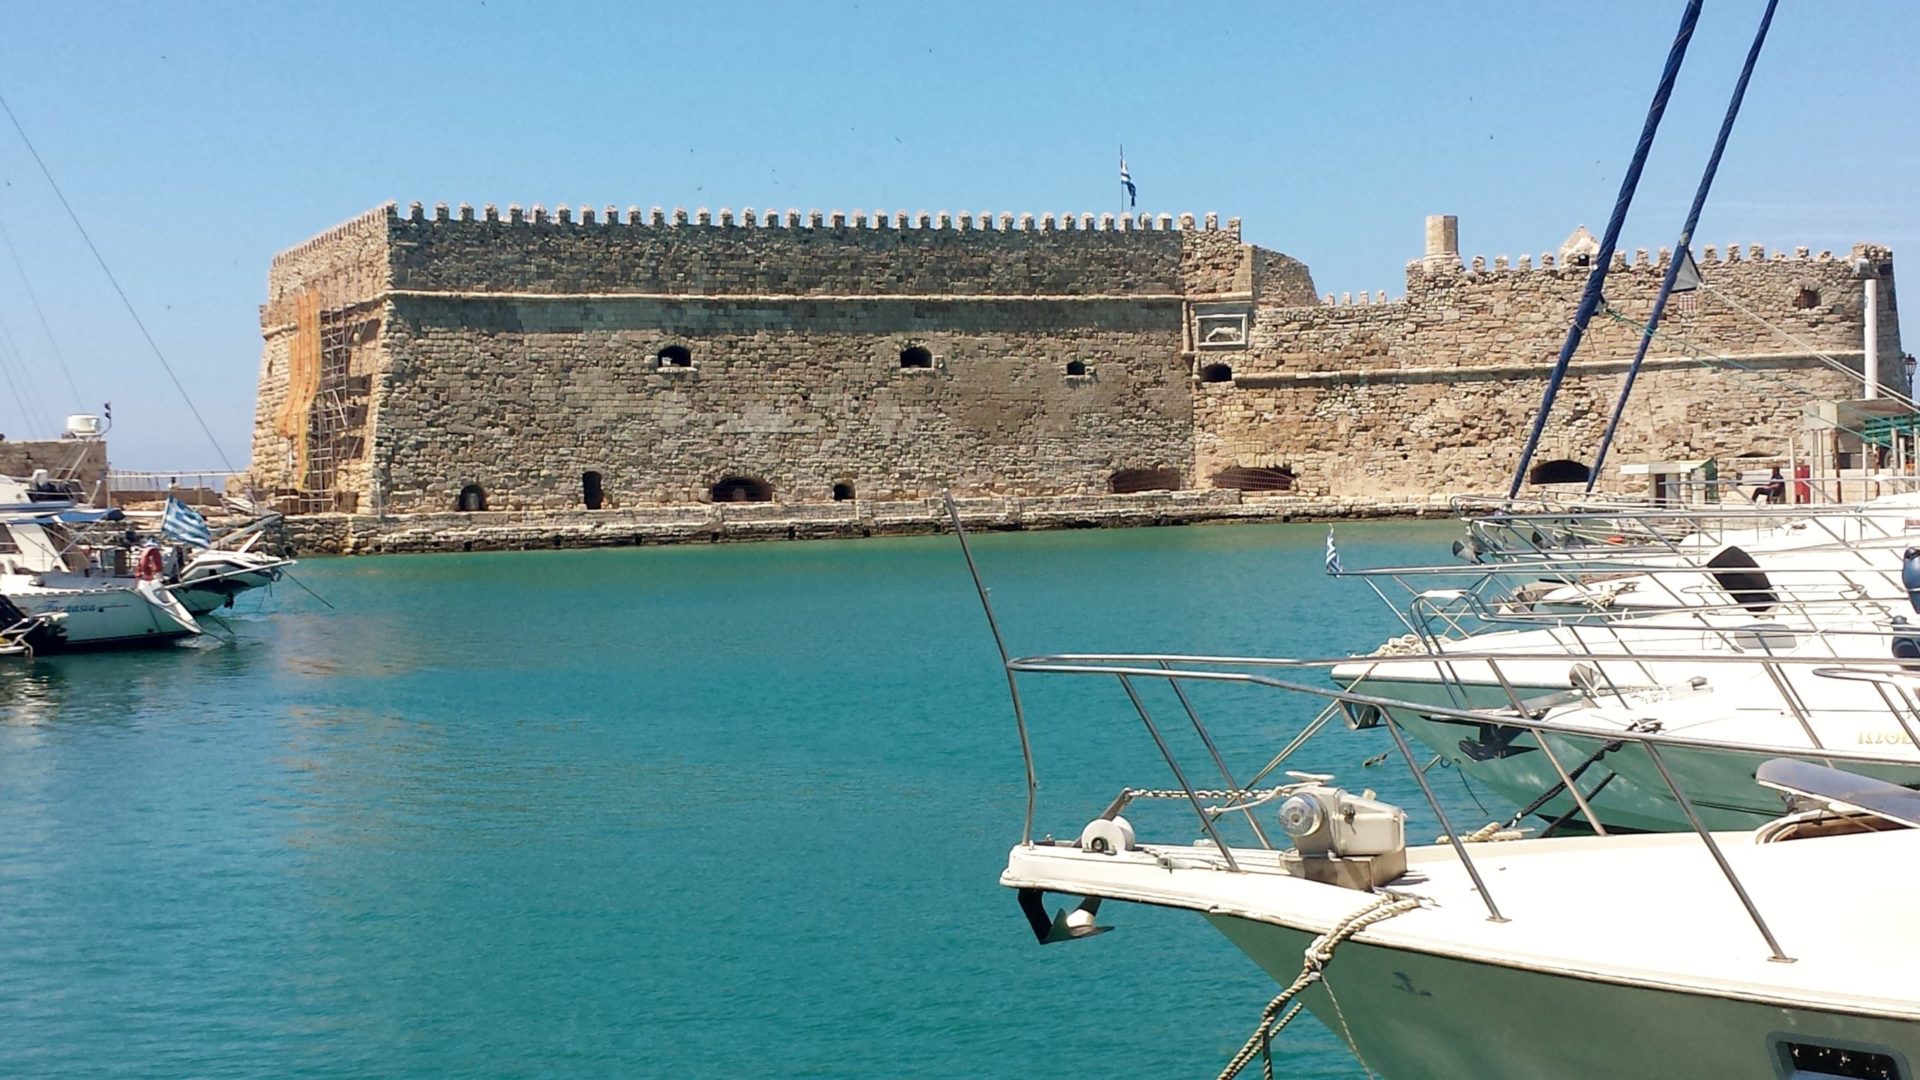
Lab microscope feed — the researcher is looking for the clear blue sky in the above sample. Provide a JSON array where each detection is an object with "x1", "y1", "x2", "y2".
[{"x1": 0, "y1": 0, "x2": 1911, "y2": 469}]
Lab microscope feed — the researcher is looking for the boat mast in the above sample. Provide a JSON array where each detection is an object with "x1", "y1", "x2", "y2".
[
  {"x1": 1508, "y1": 0, "x2": 1705, "y2": 499},
  {"x1": 1587, "y1": 0, "x2": 1781, "y2": 493}
]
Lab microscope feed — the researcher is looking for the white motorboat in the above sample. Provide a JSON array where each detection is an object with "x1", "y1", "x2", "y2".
[
  {"x1": 1003, "y1": 766, "x2": 1920, "y2": 1080},
  {"x1": 1, "y1": 483, "x2": 203, "y2": 651},
  {"x1": 991, "y1": 648, "x2": 1920, "y2": 1079},
  {"x1": 170, "y1": 541, "x2": 290, "y2": 615},
  {"x1": 0, "y1": 475, "x2": 292, "y2": 638},
  {"x1": 0, "y1": 568, "x2": 201, "y2": 652}
]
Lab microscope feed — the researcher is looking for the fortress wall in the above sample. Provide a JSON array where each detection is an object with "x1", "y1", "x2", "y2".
[
  {"x1": 252, "y1": 201, "x2": 1898, "y2": 520},
  {"x1": 1197, "y1": 358, "x2": 1861, "y2": 499},
  {"x1": 1243, "y1": 245, "x2": 1883, "y2": 375},
  {"x1": 253, "y1": 206, "x2": 393, "y2": 498},
  {"x1": 385, "y1": 202, "x2": 1242, "y2": 298},
  {"x1": 1197, "y1": 243, "x2": 1896, "y2": 497},
  {"x1": 374, "y1": 294, "x2": 1192, "y2": 513}
]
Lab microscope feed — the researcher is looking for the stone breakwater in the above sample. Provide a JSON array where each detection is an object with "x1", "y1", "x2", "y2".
[{"x1": 279, "y1": 491, "x2": 1449, "y2": 556}]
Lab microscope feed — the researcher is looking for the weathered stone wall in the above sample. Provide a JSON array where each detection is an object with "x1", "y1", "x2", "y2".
[
  {"x1": 252, "y1": 205, "x2": 391, "y2": 503},
  {"x1": 1200, "y1": 242, "x2": 1898, "y2": 496},
  {"x1": 377, "y1": 294, "x2": 1192, "y2": 511},
  {"x1": 250, "y1": 202, "x2": 1899, "y2": 519},
  {"x1": 261, "y1": 203, "x2": 1264, "y2": 513},
  {"x1": 387, "y1": 203, "x2": 1210, "y2": 297},
  {"x1": 0, "y1": 440, "x2": 108, "y2": 502}
]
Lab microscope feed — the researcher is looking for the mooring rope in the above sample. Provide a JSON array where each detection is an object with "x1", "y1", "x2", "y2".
[{"x1": 1216, "y1": 894, "x2": 1423, "y2": 1080}]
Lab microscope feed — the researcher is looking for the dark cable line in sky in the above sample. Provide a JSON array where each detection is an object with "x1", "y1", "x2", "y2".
[{"x1": 0, "y1": 89, "x2": 239, "y2": 474}]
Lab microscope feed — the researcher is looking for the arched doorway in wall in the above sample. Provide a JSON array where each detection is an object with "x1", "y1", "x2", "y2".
[
  {"x1": 1109, "y1": 468, "x2": 1181, "y2": 494},
  {"x1": 710, "y1": 476, "x2": 774, "y2": 503},
  {"x1": 899, "y1": 346, "x2": 933, "y2": 369},
  {"x1": 1527, "y1": 459, "x2": 1591, "y2": 486},
  {"x1": 832, "y1": 482, "x2": 856, "y2": 502},
  {"x1": 457, "y1": 484, "x2": 488, "y2": 512},
  {"x1": 582, "y1": 471, "x2": 605, "y2": 510},
  {"x1": 657, "y1": 344, "x2": 693, "y2": 368},
  {"x1": 1199, "y1": 362, "x2": 1234, "y2": 383}
]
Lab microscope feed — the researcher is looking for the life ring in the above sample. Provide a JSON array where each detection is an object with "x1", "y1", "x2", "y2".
[{"x1": 135, "y1": 545, "x2": 165, "y2": 582}]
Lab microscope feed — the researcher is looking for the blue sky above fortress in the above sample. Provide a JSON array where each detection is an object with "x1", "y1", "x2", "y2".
[{"x1": 0, "y1": 0, "x2": 1911, "y2": 467}]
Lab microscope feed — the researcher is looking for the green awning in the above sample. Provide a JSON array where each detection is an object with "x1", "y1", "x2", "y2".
[{"x1": 1860, "y1": 413, "x2": 1920, "y2": 446}]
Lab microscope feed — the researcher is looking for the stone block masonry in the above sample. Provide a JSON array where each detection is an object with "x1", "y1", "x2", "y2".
[{"x1": 250, "y1": 202, "x2": 1899, "y2": 534}]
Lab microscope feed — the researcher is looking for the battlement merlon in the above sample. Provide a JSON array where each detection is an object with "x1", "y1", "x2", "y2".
[
  {"x1": 265, "y1": 202, "x2": 1297, "y2": 304},
  {"x1": 372, "y1": 200, "x2": 1241, "y2": 236}
]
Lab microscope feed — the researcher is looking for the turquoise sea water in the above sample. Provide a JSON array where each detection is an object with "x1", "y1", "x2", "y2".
[{"x1": 0, "y1": 520, "x2": 1486, "y2": 1078}]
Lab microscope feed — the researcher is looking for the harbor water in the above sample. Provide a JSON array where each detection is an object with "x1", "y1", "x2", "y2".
[{"x1": 0, "y1": 520, "x2": 1484, "y2": 1078}]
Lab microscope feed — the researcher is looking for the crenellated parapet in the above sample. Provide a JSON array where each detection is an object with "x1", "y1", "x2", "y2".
[
  {"x1": 373, "y1": 199, "x2": 1243, "y2": 236},
  {"x1": 314, "y1": 199, "x2": 1258, "y2": 299},
  {"x1": 1401, "y1": 240, "x2": 1851, "y2": 289}
]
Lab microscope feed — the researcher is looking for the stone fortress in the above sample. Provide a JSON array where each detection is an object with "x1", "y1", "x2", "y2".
[{"x1": 250, "y1": 200, "x2": 1901, "y2": 536}]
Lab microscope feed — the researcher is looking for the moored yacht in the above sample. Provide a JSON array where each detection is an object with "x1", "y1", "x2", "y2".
[{"x1": 992, "y1": 655, "x2": 1920, "y2": 1079}]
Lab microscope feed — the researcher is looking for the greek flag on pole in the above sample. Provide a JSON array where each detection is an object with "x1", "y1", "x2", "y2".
[
  {"x1": 162, "y1": 496, "x2": 212, "y2": 546},
  {"x1": 1325, "y1": 527, "x2": 1342, "y2": 575},
  {"x1": 1119, "y1": 151, "x2": 1136, "y2": 208}
]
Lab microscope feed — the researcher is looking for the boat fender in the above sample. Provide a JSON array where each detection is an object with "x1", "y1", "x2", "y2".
[
  {"x1": 1078, "y1": 816, "x2": 1136, "y2": 855},
  {"x1": 1902, "y1": 548, "x2": 1920, "y2": 614}
]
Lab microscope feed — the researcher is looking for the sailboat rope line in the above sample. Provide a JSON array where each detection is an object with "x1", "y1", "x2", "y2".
[
  {"x1": 1604, "y1": 295, "x2": 1909, "y2": 410},
  {"x1": 0, "y1": 91, "x2": 242, "y2": 477},
  {"x1": 1595, "y1": 307, "x2": 1910, "y2": 450},
  {"x1": 1698, "y1": 283, "x2": 1914, "y2": 409},
  {"x1": 1217, "y1": 895, "x2": 1424, "y2": 1080},
  {"x1": 0, "y1": 212, "x2": 82, "y2": 405}
]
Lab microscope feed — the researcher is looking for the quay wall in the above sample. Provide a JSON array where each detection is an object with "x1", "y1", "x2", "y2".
[{"x1": 278, "y1": 489, "x2": 1448, "y2": 556}]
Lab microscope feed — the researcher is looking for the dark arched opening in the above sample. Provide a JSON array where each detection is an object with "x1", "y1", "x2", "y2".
[
  {"x1": 1794, "y1": 287, "x2": 1821, "y2": 309},
  {"x1": 1528, "y1": 459, "x2": 1591, "y2": 485},
  {"x1": 1210, "y1": 466, "x2": 1295, "y2": 492},
  {"x1": 1706, "y1": 546, "x2": 1779, "y2": 614},
  {"x1": 657, "y1": 344, "x2": 693, "y2": 368},
  {"x1": 582, "y1": 471, "x2": 604, "y2": 510},
  {"x1": 711, "y1": 475, "x2": 773, "y2": 503},
  {"x1": 457, "y1": 484, "x2": 487, "y2": 512},
  {"x1": 1066, "y1": 360, "x2": 1088, "y2": 377},
  {"x1": 1199, "y1": 362, "x2": 1233, "y2": 383},
  {"x1": 1109, "y1": 467, "x2": 1180, "y2": 494},
  {"x1": 899, "y1": 346, "x2": 933, "y2": 369},
  {"x1": 832, "y1": 482, "x2": 855, "y2": 502}
]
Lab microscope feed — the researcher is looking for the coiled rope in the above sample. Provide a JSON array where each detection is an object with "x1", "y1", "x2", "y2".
[{"x1": 1217, "y1": 894, "x2": 1423, "y2": 1080}]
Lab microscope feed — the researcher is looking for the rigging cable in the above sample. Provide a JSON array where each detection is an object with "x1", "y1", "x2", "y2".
[
  {"x1": 0, "y1": 90, "x2": 239, "y2": 474},
  {"x1": 0, "y1": 302, "x2": 52, "y2": 436},
  {"x1": 1588, "y1": 0, "x2": 1781, "y2": 491},
  {"x1": 0, "y1": 211, "x2": 84, "y2": 405},
  {"x1": 1507, "y1": 0, "x2": 1704, "y2": 498},
  {"x1": 1701, "y1": 282, "x2": 1911, "y2": 407}
]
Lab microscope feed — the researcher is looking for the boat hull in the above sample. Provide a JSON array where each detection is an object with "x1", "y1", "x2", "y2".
[
  {"x1": 1209, "y1": 913, "x2": 1920, "y2": 1080},
  {"x1": 3, "y1": 588, "x2": 197, "y2": 651},
  {"x1": 1340, "y1": 672, "x2": 1920, "y2": 832}
]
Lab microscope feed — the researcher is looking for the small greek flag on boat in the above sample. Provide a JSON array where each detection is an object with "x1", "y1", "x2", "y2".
[
  {"x1": 1325, "y1": 527, "x2": 1342, "y2": 575},
  {"x1": 162, "y1": 496, "x2": 212, "y2": 546}
]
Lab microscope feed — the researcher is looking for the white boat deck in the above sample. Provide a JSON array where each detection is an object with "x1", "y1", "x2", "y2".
[{"x1": 1003, "y1": 825, "x2": 1920, "y2": 1018}]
